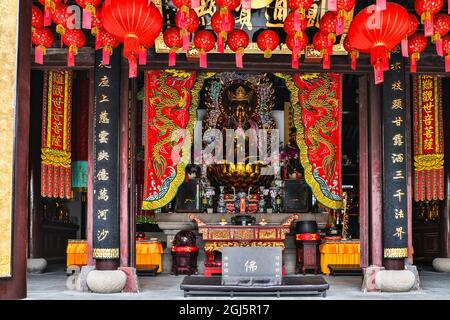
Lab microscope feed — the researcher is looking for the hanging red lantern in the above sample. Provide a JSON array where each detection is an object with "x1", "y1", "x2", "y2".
[
  {"x1": 313, "y1": 31, "x2": 331, "y2": 69},
  {"x1": 257, "y1": 30, "x2": 279, "y2": 58},
  {"x1": 287, "y1": 0, "x2": 314, "y2": 20},
  {"x1": 216, "y1": 0, "x2": 240, "y2": 11},
  {"x1": 408, "y1": 33, "x2": 427, "y2": 73},
  {"x1": 286, "y1": 32, "x2": 308, "y2": 69},
  {"x1": 97, "y1": 29, "x2": 119, "y2": 66},
  {"x1": 91, "y1": 10, "x2": 103, "y2": 50},
  {"x1": 228, "y1": 29, "x2": 250, "y2": 68},
  {"x1": 51, "y1": 3, "x2": 70, "y2": 35},
  {"x1": 415, "y1": 0, "x2": 444, "y2": 37},
  {"x1": 163, "y1": 27, "x2": 183, "y2": 67},
  {"x1": 62, "y1": 29, "x2": 86, "y2": 67},
  {"x1": 432, "y1": 14, "x2": 450, "y2": 56},
  {"x1": 194, "y1": 30, "x2": 215, "y2": 68},
  {"x1": 336, "y1": 0, "x2": 356, "y2": 35},
  {"x1": 348, "y1": 3, "x2": 410, "y2": 84},
  {"x1": 216, "y1": 0, "x2": 239, "y2": 31},
  {"x1": 343, "y1": 36, "x2": 358, "y2": 71},
  {"x1": 173, "y1": 0, "x2": 192, "y2": 31},
  {"x1": 102, "y1": 0, "x2": 163, "y2": 78},
  {"x1": 211, "y1": 11, "x2": 235, "y2": 53},
  {"x1": 401, "y1": 14, "x2": 419, "y2": 57},
  {"x1": 175, "y1": 8, "x2": 199, "y2": 50},
  {"x1": 32, "y1": 5, "x2": 44, "y2": 31},
  {"x1": 32, "y1": 28, "x2": 54, "y2": 65},
  {"x1": 75, "y1": 0, "x2": 101, "y2": 29},
  {"x1": 320, "y1": 11, "x2": 338, "y2": 55},
  {"x1": 284, "y1": 11, "x2": 307, "y2": 36},
  {"x1": 38, "y1": 0, "x2": 62, "y2": 26},
  {"x1": 443, "y1": 34, "x2": 450, "y2": 71}
]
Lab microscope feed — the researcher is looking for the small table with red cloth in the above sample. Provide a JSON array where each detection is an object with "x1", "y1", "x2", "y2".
[
  {"x1": 319, "y1": 241, "x2": 360, "y2": 275},
  {"x1": 295, "y1": 234, "x2": 321, "y2": 275}
]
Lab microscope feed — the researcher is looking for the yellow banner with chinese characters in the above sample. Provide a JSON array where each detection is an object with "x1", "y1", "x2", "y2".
[{"x1": 413, "y1": 75, "x2": 444, "y2": 201}]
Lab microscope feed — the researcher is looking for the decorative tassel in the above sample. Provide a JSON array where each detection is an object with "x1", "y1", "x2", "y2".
[
  {"x1": 191, "y1": 0, "x2": 200, "y2": 8},
  {"x1": 337, "y1": 15, "x2": 345, "y2": 36},
  {"x1": 124, "y1": 35, "x2": 139, "y2": 57},
  {"x1": 291, "y1": 53, "x2": 299, "y2": 69},
  {"x1": 199, "y1": 50, "x2": 207, "y2": 68},
  {"x1": 236, "y1": 51, "x2": 243, "y2": 68},
  {"x1": 264, "y1": 49, "x2": 272, "y2": 58},
  {"x1": 323, "y1": 52, "x2": 330, "y2": 69},
  {"x1": 376, "y1": 0, "x2": 386, "y2": 11},
  {"x1": 68, "y1": 46, "x2": 76, "y2": 66},
  {"x1": 217, "y1": 35, "x2": 225, "y2": 53},
  {"x1": 374, "y1": 63, "x2": 384, "y2": 84},
  {"x1": 436, "y1": 38, "x2": 443, "y2": 57},
  {"x1": 242, "y1": 0, "x2": 252, "y2": 10},
  {"x1": 44, "y1": 7, "x2": 52, "y2": 26},
  {"x1": 102, "y1": 47, "x2": 111, "y2": 65},
  {"x1": 328, "y1": 0, "x2": 337, "y2": 11},
  {"x1": 128, "y1": 55, "x2": 138, "y2": 78},
  {"x1": 410, "y1": 55, "x2": 417, "y2": 73},
  {"x1": 351, "y1": 53, "x2": 356, "y2": 71},
  {"x1": 423, "y1": 13, "x2": 433, "y2": 37},
  {"x1": 327, "y1": 37, "x2": 334, "y2": 55},
  {"x1": 169, "y1": 50, "x2": 176, "y2": 66},
  {"x1": 182, "y1": 32, "x2": 190, "y2": 50},
  {"x1": 56, "y1": 24, "x2": 66, "y2": 36},
  {"x1": 95, "y1": 34, "x2": 102, "y2": 50},
  {"x1": 82, "y1": 8, "x2": 92, "y2": 29},
  {"x1": 139, "y1": 47, "x2": 147, "y2": 65},
  {"x1": 445, "y1": 55, "x2": 450, "y2": 72},
  {"x1": 35, "y1": 46, "x2": 44, "y2": 65},
  {"x1": 401, "y1": 38, "x2": 408, "y2": 57}
]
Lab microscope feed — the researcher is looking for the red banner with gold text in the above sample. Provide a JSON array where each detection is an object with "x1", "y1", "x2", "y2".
[
  {"x1": 413, "y1": 75, "x2": 444, "y2": 201},
  {"x1": 41, "y1": 71, "x2": 72, "y2": 199}
]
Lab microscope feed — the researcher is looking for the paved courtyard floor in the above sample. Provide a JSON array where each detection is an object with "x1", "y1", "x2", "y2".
[{"x1": 24, "y1": 266, "x2": 450, "y2": 300}]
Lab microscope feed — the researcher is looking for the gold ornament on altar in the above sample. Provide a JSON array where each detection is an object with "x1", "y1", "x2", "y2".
[{"x1": 227, "y1": 86, "x2": 254, "y2": 102}]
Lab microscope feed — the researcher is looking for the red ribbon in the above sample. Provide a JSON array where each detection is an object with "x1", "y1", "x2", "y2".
[
  {"x1": 35, "y1": 46, "x2": 44, "y2": 65},
  {"x1": 200, "y1": 51, "x2": 207, "y2": 68},
  {"x1": 68, "y1": 50, "x2": 75, "y2": 67},
  {"x1": 401, "y1": 39, "x2": 408, "y2": 57},
  {"x1": 410, "y1": 55, "x2": 417, "y2": 73},
  {"x1": 323, "y1": 53, "x2": 330, "y2": 69},
  {"x1": 82, "y1": 8, "x2": 92, "y2": 29},
  {"x1": 336, "y1": 16, "x2": 344, "y2": 36},
  {"x1": 128, "y1": 55, "x2": 137, "y2": 78},
  {"x1": 292, "y1": 53, "x2": 299, "y2": 69},
  {"x1": 169, "y1": 51, "x2": 176, "y2": 66},
  {"x1": 424, "y1": 17, "x2": 434, "y2": 37},
  {"x1": 139, "y1": 48, "x2": 147, "y2": 65},
  {"x1": 445, "y1": 56, "x2": 450, "y2": 72},
  {"x1": 436, "y1": 39, "x2": 443, "y2": 57},
  {"x1": 102, "y1": 47, "x2": 111, "y2": 65},
  {"x1": 182, "y1": 32, "x2": 190, "y2": 50},
  {"x1": 236, "y1": 52, "x2": 243, "y2": 68}
]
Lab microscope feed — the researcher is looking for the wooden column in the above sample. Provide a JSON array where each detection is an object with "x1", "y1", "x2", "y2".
[
  {"x1": 358, "y1": 75, "x2": 369, "y2": 268},
  {"x1": 443, "y1": 77, "x2": 450, "y2": 258},
  {"x1": 0, "y1": 0, "x2": 31, "y2": 299},
  {"x1": 87, "y1": 69, "x2": 95, "y2": 266},
  {"x1": 369, "y1": 76, "x2": 383, "y2": 267},
  {"x1": 405, "y1": 73, "x2": 413, "y2": 263}
]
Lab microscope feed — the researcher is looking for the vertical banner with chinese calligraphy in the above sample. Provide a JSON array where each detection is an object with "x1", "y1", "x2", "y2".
[
  {"x1": 413, "y1": 75, "x2": 444, "y2": 202},
  {"x1": 41, "y1": 71, "x2": 73, "y2": 199},
  {"x1": 142, "y1": 70, "x2": 197, "y2": 210},
  {"x1": 92, "y1": 50, "x2": 120, "y2": 259},
  {"x1": 382, "y1": 52, "x2": 409, "y2": 259}
]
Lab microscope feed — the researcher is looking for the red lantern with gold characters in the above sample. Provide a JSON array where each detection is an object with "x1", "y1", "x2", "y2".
[
  {"x1": 313, "y1": 31, "x2": 330, "y2": 69},
  {"x1": 336, "y1": 0, "x2": 356, "y2": 35},
  {"x1": 62, "y1": 29, "x2": 86, "y2": 67},
  {"x1": 401, "y1": 14, "x2": 419, "y2": 57},
  {"x1": 343, "y1": 35, "x2": 358, "y2": 71},
  {"x1": 175, "y1": 8, "x2": 199, "y2": 50},
  {"x1": 211, "y1": 11, "x2": 235, "y2": 53},
  {"x1": 98, "y1": 29, "x2": 119, "y2": 66},
  {"x1": 287, "y1": 0, "x2": 314, "y2": 20},
  {"x1": 320, "y1": 11, "x2": 338, "y2": 55},
  {"x1": 194, "y1": 30, "x2": 215, "y2": 68},
  {"x1": 284, "y1": 11, "x2": 307, "y2": 37},
  {"x1": 228, "y1": 29, "x2": 250, "y2": 68},
  {"x1": 216, "y1": 0, "x2": 239, "y2": 31},
  {"x1": 348, "y1": 2, "x2": 410, "y2": 84},
  {"x1": 173, "y1": 0, "x2": 192, "y2": 32},
  {"x1": 32, "y1": 5, "x2": 44, "y2": 31},
  {"x1": 164, "y1": 27, "x2": 183, "y2": 67},
  {"x1": 51, "y1": 3, "x2": 70, "y2": 35},
  {"x1": 414, "y1": 0, "x2": 444, "y2": 37},
  {"x1": 443, "y1": 34, "x2": 450, "y2": 72},
  {"x1": 408, "y1": 33, "x2": 428, "y2": 73},
  {"x1": 432, "y1": 14, "x2": 450, "y2": 56},
  {"x1": 102, "y1": 0, "x2": 163, "y2": 78},
  {"x1": 38, "y1": 0, "x2": 62, "y2": 26},
  {"x1": 257, "y1": 30, "x2": 279, "y2": 58},
  {"x1": 286, "y1": 31, "x2": 308, "y2": 69},
  {"x1": 75, "y1": 0, "x2": 101, "y2": 29},
  {"x1": 32, "y1": 28, "x2": 54, "y2": 65}
]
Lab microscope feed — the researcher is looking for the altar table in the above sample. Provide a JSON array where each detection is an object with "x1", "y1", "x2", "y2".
[
  {"x1": 66, "y1": 240, "x2": 163, "y2": 273},
  {"x1": 319, "y1": 241, "x2": 360, "y2": 275}
]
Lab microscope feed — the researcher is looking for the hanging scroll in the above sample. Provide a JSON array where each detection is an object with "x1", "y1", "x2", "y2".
[
  {"x1": 382, "y1": 51, "x2": 409, "y2": 259},
  {"x1": 292, "y1": 73, "x2": 343, "y2": 210},
  {"x1": 413, "y1": 75, "x2": 444, "y2": 202},
  {"x1": 41, "y1": 70, "x2": 73, "y2": 199},
  {"x1": 142, "y1": 70, "x2": 197, "y2": 210},
  {"x1": 92, "y1": 50, "x2": 120, "y2": 259}
]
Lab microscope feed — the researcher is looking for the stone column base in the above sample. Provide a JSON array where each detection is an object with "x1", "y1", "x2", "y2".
[
  {"x1": 375, "y1": 270, "x2": 416, "y2": 292},
  {"x1": 119, "y1": 267, "x2": 139, "y2": 293},
  {"x1": 432, "y1": 258, "x2": 450, "y2": 272},
  {"x1": 361, "y1": 265, "x2": 385, "y2": 292},
  {"x1": 27, "y1": 258, "x2": 47, "y2": 274},
  {"x1": 86, "y1": 270, "x2": 127, "y2": 293}
]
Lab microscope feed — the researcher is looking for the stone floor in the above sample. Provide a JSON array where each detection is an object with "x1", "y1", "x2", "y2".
[{"x1": 24, "y1": 265, "x2": 450, "y2": 300}]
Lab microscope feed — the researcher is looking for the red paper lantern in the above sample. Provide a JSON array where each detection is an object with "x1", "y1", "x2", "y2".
[
  {"x1": 91, "y1": 10, "x2": 103, "y2": 49},
  {"x1": 257, "y1": 30, "x2": 279, "y2": 58},
  {"x1": 443, "y1": 34, "x2": 450, "y2": 71},
  {"x1": 284, "y1": 11, "x2": 307, "y2": 36},
  {"x1": 432, "y1": 14, "x2": 450, "y2": 56},
  {"x1": 51, "y1": 3, "x2": 70, "y2": 35},
  {"x1": 175, "y1": 8, "x2": 199, "y2": 50},
  {"x1": 401, "y1": 14, "x2": 419, "y2": 57},
  {"x1": 216, "y1": 0, "x2": 240, "y2": 11},
  {"x1": 336, "y1": 0, "x2": 356, "y2": 35},
  {"x1": 287, "y1": 0, "x2": 314, "y2": 19},
  {"x1": 38, "y1": 0, "x2": 62, "y2": 26},
  {"x1": 32, "y1": 28, "x2": 54, "y2": 64},
  {"x1": 286, "y1": 32, "x2": 308, "y2": 69},
  {"x1": 408, "y1": 33, "x2": 427, "y2": 73},
  {"x1": 228, "y1": 29, "x2": 250, "y2": 68},
  {"x1": 62, "y1": 29, "x2": 86, "y2": 67},
  {"x1": 348, "y1": 3, "x2": 410, "y2": 84},
  {"x1": 320, "y1": 11, "x2": 338, "y2": 55},
  {"x1": 343, "y1": 36, "x2": 358, "y2": 71},
  {"x1": 194, "y1": 30, "x2": 215, "y2": 68},
  {"x1": 32, "y1": 6, "x2": 44, "y2": 30},
  {"x1": 415, "y1": 0, "x2": 444, "y2": 37},
  {"x1": 211, "y1": 11, "x2": 235, "y2": 53},
  {"x1": 102, "y1": 0, "x2": 163, "y2": 78},
  {"x1": 75, "y1": 0, "x2": 101, "y2": 29},
  {"x1": 164, "y1": 27, "x2": 183, "y2": 66},
  {"x1": 313, "y1": 31, "x2": 331, "y2": 69},
  {"x1": 98, "y1": 29, "x2": 119, "y2": 66}
]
